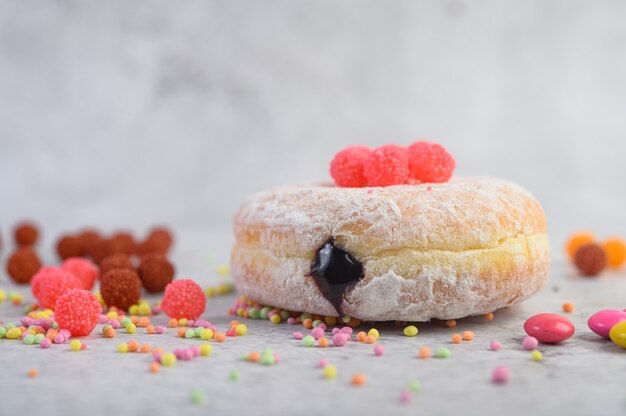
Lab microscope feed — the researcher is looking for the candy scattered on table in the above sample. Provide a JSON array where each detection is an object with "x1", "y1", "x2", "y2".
[
  {"x1": 492, "y1": 366, "x2": 510, "y2": 384},
  {"x1": 524, "y1": 313, "x2": 575, "y2": 344},
  {"x1": 587, "y1": 309, "x2": 626, "y2": 338}
]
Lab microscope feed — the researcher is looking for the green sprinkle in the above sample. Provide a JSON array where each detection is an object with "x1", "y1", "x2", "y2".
[
  {"x1": 342, "y1": 315, "x2": 351, "y2": 324},
  {"x1": 23, "y1": 334, "x2": 35, "y2": 345},
  {"x1": 312, "y1": 319, "x2": 323, "y2": 328},
  {"x1": 194, "y1": 327, "x2": 204, "y2": 337},
  {"x1": 102, "y1": 324, "x2": 112, "y2": 333},
  {"x1": 185, "y1": 328, "x2": 196, "y2": 339},
  {"x1": 190, "y1": 388, "x2": 204, "y2": 405},
  {"x1": 33, "y1": 333, "x2": 45, "y2": 344},
  {"x1": 0, "y1": 327, "x2": 6, "y2": 338},
  {"x1": 51, "y1": 322, "x2": 59, "y2": 330},
  {"x1": 249, "y1": 308, "x2": 260, "y2": 319},
  {"x1": 261, "y1": 354, "x2": 275, "y2": 366},
  {"x1": 408, "y1": 380, "x2": 421, "y2": 393},
  {"x1": 302, "y1": 335, "x2": 315, "y2": 347},
  {"x1": 301, "y1": 312, "x2": 312, "y2": 321},
  {"x1": 260, "y1": 307, "x2": 271, "y2": 319},
  {"x1": 435, "y1": 347, "x2": 451, "y2": 358},
  {"x1": 5, "y1": 323, "x2": 15, "y2": 329},
  {"x1": 120, "y1": 317, "x2": 131, "y2": 327},
  {"x1": 230, "y1": 369, "x2": 241, "y2": 381},
  {"x1": 279, "y1": 310, "x2": 290, "y2": 321}
]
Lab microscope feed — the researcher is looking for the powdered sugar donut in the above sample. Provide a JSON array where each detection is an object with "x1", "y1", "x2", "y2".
[{"x1": 231, "y1": 177, "x2": 550, "y2": 321}]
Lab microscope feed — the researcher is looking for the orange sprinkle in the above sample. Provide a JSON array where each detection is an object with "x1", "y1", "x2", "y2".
[
  {"x1": 140, "y1": 344, "x2": 152, "y2": 353},
  {"x1": 445, "y1": 320, "x2": 457, "y2": 328},
  {"x1": 168, "y1": 318, "x2": 179, "y2": 328},
  {"x1": 451, "y1": 333, "x2": 462, "y2": 344},
  {"x1": 230, "y1": 320, "x2": 240, "y2": 326},
  {"x1": 351, "y1": 373, "x2": 366, "y2": 386},
  {"x1": 152, "y1": 347, "x2": 164, "y2": 355},
  {"x1": 318, "y1": 337, "x2": 329, "y2": 347},
  {"x1": 562, "y1": 302, "x2": 574, "y2": 313},
  {"x1": 248, "y1": 351, "x2": 261, "y2": 362},
  {"x1": 127, "y1": 340, "x2": 139, "y2": 352},
  {"x1": 419, "y1": 346, "x2": 431, "y2": 359},
  {"x1": 364, "y1": 335, "x2": 376, "y2": 344},
  {"x1": 104, "y1": 328, "x2": 116, "y2": 338},
  {"x1": 566, "y1": 232, "x2": 595, "y2": 259},
  {"x1": 347, "y1": 317, "x2": 361, "y2": 328},
  {"x1": 484, "y1": 312, "x2": 494, "y2": 321},
  {"x1": 138, "y1": 317, "x2": 150, "y2": 328},
  {"x1": 177, "y1": 328, "x2": 186, "y2": 338},
  {"x1": 356, "y1": 331, "x2": 367, "y2": 342},
  {"x1": 146, "y1": 325, "x2": 156, "y2": 334},
  {"x1": 214, "y1": 332, "x2": 226, "y2": 342},
  {"x1": 130, "y1": 316, "x2": 139, "y2": 325},
  {"x1": 462, "y1": 331, "x2": 475, "y2": 341},
  {"x1": 149, "y1": 362, "x2": 160, "y2": 373},
  {"x1": 46, "y1": 329, "x2": 58, "y2": 340},
  {"x1": 27, "y1": 368, "x2": 38, "y2": 378},
  {"x1": 602, "y1": 237, "x2": 626, "y2": 268},
  {"x1": 302, "y1": 319, "x2": 313, "y2": 329}
]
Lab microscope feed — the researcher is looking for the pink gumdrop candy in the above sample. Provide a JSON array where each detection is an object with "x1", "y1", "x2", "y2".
[
  {"x1": 521, "y1": 336, "x2": 539, "y2": 351},
  {"x1": 587, "y1": 309, "x2": 626, "y2": 339},
  {"x1": 310, "y1": 327, "x2": 325, "y2": 340},
  {"x1": 332, "y1": 333, "x2": 348, "y2": 347},
  {"x1": 523, "y1": 313, "x2": 574, "y2": 343},
  {"x1": 492, "y1": 366, "x2": 510, "y2": 384}
]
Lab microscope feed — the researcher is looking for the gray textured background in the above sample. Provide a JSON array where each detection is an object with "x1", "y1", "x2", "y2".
[{"x1": 1, "y1": 0, "x2": 626, "y2": 256}]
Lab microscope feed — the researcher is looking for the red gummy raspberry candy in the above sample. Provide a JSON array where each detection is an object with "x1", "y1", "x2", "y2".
[
  {"x1": 31, "y1": 266, "x2": 83, "y2": 309},
  {"x1": 62, "y1": 257, "x2": 99, "y2": 290},
  {"x1": 363, "y1": 144, "x2": 409, "y2": 187},
  {"x1": 329, "y1": 145, "x2": 372, "y2": 187},
  {"x1": 408, "y1": 141, "x2": 456, "y2": 183},
  {"x1": 161, "y1": 279, "x2": 206, "y2": 320},
  {"x1": 55, "y1": 288, "x2": 102, "y2": 336}
]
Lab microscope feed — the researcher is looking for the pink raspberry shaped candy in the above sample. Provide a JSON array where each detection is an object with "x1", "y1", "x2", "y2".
[
  {"x1": 31, "y1": 266, "x2": 83, "y2": 309},
  {"x1": 55, "y1": 289, "x2": 102, "y2": 336},
  {"x1": 329, "y1": 145, "x2": 372, "y2": 187},
  {"x1": 407, "y1": 141, "x2": 456, "y2": 183},
  {"x1": 62, "y1": 257, "x2": 99, "y2": 290},
  {"x1": 363, "y1": 144, "x2": 410, "y2": 187},
  {"x1": 161, "y1": 279, "x2": 206, "y2": 320}
]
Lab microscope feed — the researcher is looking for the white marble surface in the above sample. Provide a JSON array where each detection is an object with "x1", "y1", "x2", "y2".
[{"x1": 1, "y1": 234, "x2": 626, "y2": 416}]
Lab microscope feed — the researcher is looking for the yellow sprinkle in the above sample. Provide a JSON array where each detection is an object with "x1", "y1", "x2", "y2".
[
  {"x1": 138, "y1": 303, "x2": 151, "y2": 316},
  {"x1": 403, "y1": 325, "x2": 418, "y2": 337},
  {"x1": 531, "y1": 350, "x2": 543, "y2": 362},
  {"x1": 216, "y1": 264, "x2": 230, "y2": 277},
  {"x1": 200, "y1": 329, "x2": 214, "y2": 340},
  {"x1": 6, "y1": 328, "x2": 22, "y2": 339},
  {"x1": 178, "y1": 318, "x2": 189, "y2": 327},
  {"x1": 323, "y1": 364, "x2": 337, "y2": 380},
  {"x1": 0, "y1": 289, "x2": 6, "y2": 302},
  {"x1": 128, "y1": 305, "x2": 139, "y2": 315},
  {"x1": 367, "y1": 328, "x2": 379, "y2": 340},
  {"x1": 117, "y1": 343, "x2": 129, "y2": 353},
  {"x1": 200, "y1": 344, "x2": 213, "y2": 356}
]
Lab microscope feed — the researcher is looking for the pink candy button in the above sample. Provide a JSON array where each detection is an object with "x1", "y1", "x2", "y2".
[
  {"x1": 587, "y1": 309, "x2": 626, "y2": 339},
  {"x1": 523, "y1": 313, "x2": 575, "y2": 343}
]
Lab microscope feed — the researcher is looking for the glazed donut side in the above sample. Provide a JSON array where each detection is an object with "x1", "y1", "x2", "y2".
[{"x1": 231, "y1": 177, "x2": 550, "y2": 321}]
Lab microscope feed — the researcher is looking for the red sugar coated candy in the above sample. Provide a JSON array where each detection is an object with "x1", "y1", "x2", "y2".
[
  {"x1": 329, "y1": 145, "x2": 372, "y2": 187},
  {"x1": 14, "y1": 222, "x2": 39, "y2": 246},
  {"x1": 363, "y1": 144, "x2": 409, "y2": 187},
  {"x1": 161, "y1": 279, "x2": 206, "y2": 320},
  {"x1": 56, "y1": 235, "x2": 84, "y2": 260},
  {"x1": 100, "y1": 269, "x2": 142, "y2": 311},
  {"x1": 407, "y1": 141, "x2": 455, "y2": 183},
  {"x1": 55, "y1": 289, "x2": 102, "y2": 336},
  {"x1": 523, "y1": 313, "x2": 575, "y2": 344},
  {"x1": 99, "y1": 253, "x2": 135, "y2": 276},
  {"x1": 574, "y1": 243, "x2": 607, "y2": 276},
  {"x1": 6, "y1": 247, "x2": 42, "y2": 284},
  {"x1": 31, "y1": 266, "x2": 83, "y2": 309},
  {"x1": 107, "y1": 232, "x2": 136, "y2": 255},
  {"x1": 62, "y1": 257, "x2": 99, "y2": 290},
  {"x1": 137, "y1": 227, "x2": 174, "y2": 256},
  {"x1": 137, "y1": 253, "x2": 175, "y2": 293}
]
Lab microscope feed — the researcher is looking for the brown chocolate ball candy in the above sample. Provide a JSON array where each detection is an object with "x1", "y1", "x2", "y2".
[
  {"x1": 6, "y1": 247, "x2": 42, "y2": 283},
  {"x1": 56, "y1": 235, "x2": 84, "y2": 260},
  {"x1": 574, "y1": 243, "x2": 607, "y2": 276},
  {"x1": 137, "y1": 227, "x2": 173, "y2": 256},
  {"x1": 137, "y1": 253, "x2": 175, "y2": 292},
  {"x1": 14, "y1": 222, "x2": 39, "y2": 246},
  {"x1": 99, "y1": 253, "x2": 135, "y2": 276},
  {"x1": 108, "y1": 232, "x2": 136, "y2": 255},
  {"x1": 100, "y1": 269, "x2": 142, "y2": 310}
]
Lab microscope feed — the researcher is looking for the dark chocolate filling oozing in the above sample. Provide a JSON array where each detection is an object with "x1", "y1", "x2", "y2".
[{"x1": 308, "y1": 239, "x2": 364, "y2": 315}]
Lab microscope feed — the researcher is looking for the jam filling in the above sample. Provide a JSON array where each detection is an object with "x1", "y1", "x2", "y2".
[{"x1": 308, "y1": 239, "x2": 364, "y2": 314}]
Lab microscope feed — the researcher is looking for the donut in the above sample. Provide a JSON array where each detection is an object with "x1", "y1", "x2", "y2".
[{"x1": 231, "y1": 177, "x2": 550, "y2": 322}]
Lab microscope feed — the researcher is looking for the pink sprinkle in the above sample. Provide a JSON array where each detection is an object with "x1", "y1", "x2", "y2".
[
  {"x1": 490, "y1": 340, "x2": 501, "y2": 351},
  {"x1": 190, "y1": 346, "x2": 200, "y2": 357},
  {"x1": 317, "y1": 358, "x2": 328, "y2": 368},
  {"x1": 426, "y1": 186, "x2": 432, "y2": 192},
  {"x1": 331, "y1": 328, "x2": 340, "y2": 335},
  {"x1": 522, "y1": 336, "x2": 538, "y2": 351},
  {"x1": 81, "y1": 343, "x2": 87, "y2": 350},
  {"x1": 155, "y1": 325, "x2": 165, "y2": 334},
  {"x1": 99, "y1": 315, "x2": 108, "y2": 324},
  {"x1": 108, "y1": 319, "x2": 121, "y2": 329},
  {"x1": 273, "y1": 352, "x2": 280, "y2": 363},
  {"x1": 287, "y1": 317, "x2": 297, "y2": 325},
  {"x1": 152, "y1": 305, "x2": 161, "y2": 314},
  {"x1": 318, "y1": 323, "x2": 327, "y2": 330},
  {"x1": 374, "y1": 345, "x2": 384, "y2": 356},
  {"x1": 39, "y1": 338, "x2": 52, "y2": 349},
  {"x1": 153, "y1": 351, "x2": 163, "y2": 362},
  {"x1": 492, "y1": 366, "x2": 510, "y2": 384},
  {"x1": 400, "y1": 390, "x2": 412, "y2": 404},
  {"x1": 311, "y1": 327, "x2": 325, "y2": 340},
  {"x1": 292, "y1": 332, "x2": 304, "y2": 340},
  {"x1": 367, "y1": 190, "x2": 373, "y2": 194},
  {"x1": 340, "y1": 327, "x2": 353, "y2": 336},
  {"x1": 332, "y1": 333, "x2": 348, "y2": 347},
  {"x1": 268, "y1": 310, "x2": 277, "y2": 317},
  {"x1": 53, "y1": 334, "x2": 65, "y2": 344}
]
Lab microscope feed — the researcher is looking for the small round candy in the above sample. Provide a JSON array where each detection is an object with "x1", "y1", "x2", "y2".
[
  {"x1": 403, "y1": 325, "x2": 418, "y2": 337},
  {"x1": 523, "y1": 313, "x2": 574, "y2": 343},
  {"x1": 434, "y1": 348, "x2": 451, "y2": 358},
  {"x1": 23, "y1": 334, "x2": 35, "y2": 345},
  {"x1": 588, "y1": 309, "x2": 626, "y2": 338},
  {"x1": 602, "y1": 237, "x2": 626, "y2": 268},
  {"x1": 310, "y1": 327, "x2": 324, "y2": 340},
  {"x1": 531, "y1": 350, "x2": 543, "y2": 362},
  {"x1": 492, "y1": 366, "x2": 510, "y2": 383},
  {"x1": 161, "y1": 352, "x2": 177, "y2": 366},
  {"x1": 69, "y1": 339, "x2": 82, "y2": 351},
  {"x1": 566, "y1": 232, "x2": 595, "y2": 259},
  {"x1": 490, "y1": 340, "x2": 502, "y2": 351},
  {"x1": 574, "y1": 243, "x2": 607, "y2": 276},
  {"x1": 302, "y1": 335, "x2": 315, "y2": 347},
  {"x1": 199, "y1": 344, "x2": 212, "y2": 356},
  {"x1": 323, "y1": 364, "x2": 337, "y2": 380},
  {"x1": 332, "y1": 333, "x2": 348, "y2": 347},
  {"x1": 55, "y1": 289, "x2": 102, "y2": 336},
  {"x1": 161, "y1": 279, "x2": 206, "y2": 320},
  {"x1": 235, "y1": 324, "x2": 247, "y2": 336},
  {"x1": 609, "y1": 321, "x2": 626, "y2": 348},
  {"x1": 373, "y1": 345, "x2": 384, "y2": 356},
  {"x1": 521, "y1": 336, "x2": 539, "y2": 351}
]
